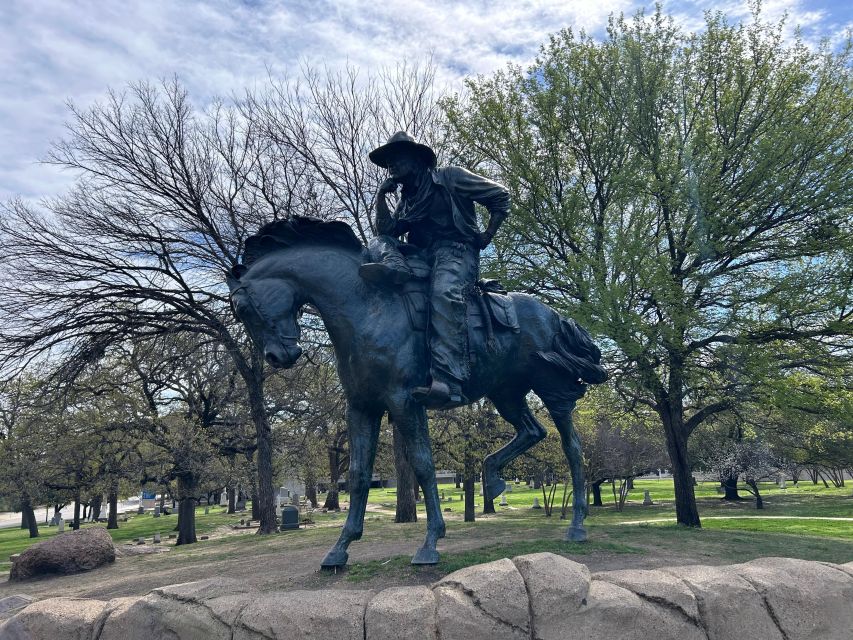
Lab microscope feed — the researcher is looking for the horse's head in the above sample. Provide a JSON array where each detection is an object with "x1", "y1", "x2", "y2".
[{"x1": 227, "y1": 263, "x2": 303, "y2": 369}]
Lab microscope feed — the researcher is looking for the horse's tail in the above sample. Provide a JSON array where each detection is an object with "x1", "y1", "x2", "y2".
[{"x1": 535, "y1": 317, "x2": 608, "y2": 385}]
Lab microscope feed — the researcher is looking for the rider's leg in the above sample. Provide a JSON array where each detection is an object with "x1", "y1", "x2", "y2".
[
  {"x1": 413, "y1": 241, "x2": 478, "y2": 408},
  {"x1": 360, "y1": 235, "x2": 413, "y2": 285}
]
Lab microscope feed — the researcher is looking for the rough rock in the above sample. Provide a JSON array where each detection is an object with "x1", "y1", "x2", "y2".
[
  {"x1": 0, "y1": 597, "x2": 108, "y2": 639},
  {"x1": 665, "y1": 564, "x2": 784, "y2": 640},
  {"x1": 595, "y1": 567, "x2": 700, "y2": 624},
  {"x1": 233, "y1": 589, "x2": 371, "y2": 640},
  {"x1": 433, "y1": 557, "x2": 529, "y2": 640},
  {"x1": 568, "y1": 580, "x2": 706, "y2": 640},
  {"x1": 9, "y1": 527, "x2": 115, "y2": 581},
  {"x1": 733, "y1": 556, "x2": 853, "y2": 640},
  {"x1": 366, "y1": 586, "x2": 436, "y2": 640},
  {"x1": 512, "y1": 552, "x2": 590, "y2": 640},
  {"x1": 0, "y1": 595, "x2": 35, "y2": 620},
  {"x1": 99, "y1": 578, "x2": 255, "y2": 640}
]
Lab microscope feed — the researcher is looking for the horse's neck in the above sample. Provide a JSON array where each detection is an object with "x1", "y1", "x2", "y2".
[{"x1": 270, "y1": 245, "x2": 373, "y2": 345}]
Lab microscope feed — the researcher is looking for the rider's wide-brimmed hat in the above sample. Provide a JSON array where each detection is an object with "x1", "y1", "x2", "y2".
[{"x1": 369, "y1": 131, "x2": 437, "y2": 169}]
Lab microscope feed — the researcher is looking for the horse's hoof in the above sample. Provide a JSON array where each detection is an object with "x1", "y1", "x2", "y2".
[
  {"x1": 565, "y1": 526, "x2": 588, "y2": 543},
  {"x1": 411, "y1": 547, "x2": 440, "y2": 565},
  {"x1": 320, "y1": 549, "x2": 349, "y2": 569},
  {"x1": 484, "y1": 477, "x2": 506, "y2": 501}
]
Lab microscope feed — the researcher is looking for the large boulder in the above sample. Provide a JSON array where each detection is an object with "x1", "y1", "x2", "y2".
[{"x1": 9, "y1": 526, "x2": 116, "y2": 581}]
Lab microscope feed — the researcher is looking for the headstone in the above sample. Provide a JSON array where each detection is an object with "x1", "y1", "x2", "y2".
[
  {"x1": 137, "y1": 505, "x2": 145, "y2": 514},
  {"x1": 479, "y1": 487, "x2": 483, "y2": 496},
  {"x1": 56, "y1": 518, "x2": 64, "y2": 533},
  {"x1": 779, "y1": 477, "x2": 787, "y2": 489},
  {"x1": 280, "y1": 506, "x2": 299, "y2": 531},
  {"x1": 153, "y1": 532, "x2": 161, "y2": 544},
  {"x1": 444, "y1": 508, "x2": 452, "y2": 513},
  {"x1": 204, "y1": 506, "x2": 209, "y2": 515},
  {"x1": 643, "y1": 490, "x2": 654, "y2": 506},
  {"x1": 136, "y1": 537, "x2": 145, "y2": 545},
  {"x1": 49, "y1": 513, "x2": 60, "y2": 526},
  {"x1": 236, "y1": 497, "x2": 247, "y2": 511},
  {"x1": 506, "y1": 484, "x2": 512, "y2": 493},
  {"x1": 153, "y1": 505, "x2": 161, "y2": 518},
  {"x1": 168, "y1": 534, "x2": 176, "y2": 539},
  {"x1": 441, "y1": 490, "x2": 446, "y2": 501},
  {"x1": 200, "y1": 535, "x2": 209, "y2": 540},
  {"x1": 500, "y1": 494, "x2": 508, "y2": 507},
  {"x1": 219, "y1": 492, "x2": 228, "y2": 507},
  {"x1": 291, "y1": 493, "x2": 300, "y2": 508},
  {"x1": 531, "y1": 498, "x2": 541, "y2": 509}
]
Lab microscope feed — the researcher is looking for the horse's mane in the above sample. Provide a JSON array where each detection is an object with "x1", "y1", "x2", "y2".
[{"x1": 243, "y1": 216, "x2": 364, "y2": 266}]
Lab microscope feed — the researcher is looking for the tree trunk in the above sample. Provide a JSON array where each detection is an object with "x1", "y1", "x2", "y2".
[
  {"x1": 455, "y1": 472, "x2": 462, "y2": 489},
  {"x1": 227, "y1": 486, "x2": 236, "y2": 514},
  {"x1": 483, "y1": 496, "x2": 495, "y2": 514},
  {"x1": 20, "y1": 505, "x2": 29, "y2": 530},
  {"x1": 660, "y1": 404, "x2": 701, "y2": 527},
  {"x1": 721, "y1": 474, "x2": 744, "y2": 500},
  {"x1": 305, "y1": 466, "x2": 318, "y2": 508},
  {"x1": 393, "y1": 422, "x2": 417, "y2": 523},
  {"x1": 21, "y1": 495, "x2": 38, "y2": 538},
  {"x1": 324, "y1": 438, "x2": 343, "y2": 510},
  {"x1": 463, "y1": 452, "x2": 476, "y2": 523},
  {"x1": 245, "y1": 357, "x2": 277, "y2": 534},
  {"x1": 626, "y1": 477, "x2": 634, "y2": 490},
  {"x1": 107, "y1": 488, "x2": 119, "y2": 529},
  {"x1": 176, "y1": 475, "x2": 198, "y2": 545},
  {"x1": 72, "y1": 493, "x2": 81, "y2": 531},
  {"x1": 90, "y1": 495, "x2": 103, "y2": 521},
  {"x1": 251, "y1": 487, "x2": 260, "y2": 521},
  {"x1": 591, "y1": 480, "x2": 604, "y2": 507}
]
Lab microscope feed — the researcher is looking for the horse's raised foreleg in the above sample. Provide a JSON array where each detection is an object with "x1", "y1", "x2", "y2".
[
  {"x1": 542, "y1": 398, "x2": 587, "y2": 542},
  {"x1": 483, "y1": 392, "x2": 547, "y2": 501},
  {"x1": 320, "y1": 404, "x2": 381, "y2": 569},
  {"x1": 390, "y1": 401, "x2": 444, "y2": 565}
]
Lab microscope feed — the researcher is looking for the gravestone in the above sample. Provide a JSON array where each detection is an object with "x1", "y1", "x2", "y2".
[
  {"x1": 153, "y1": 532, "x2": 161, "y2": 544},
  {"x1": 56, "y1": 518, "x2": 64, "y2": 533},
  {"x1": 153, "y1": 506, "x2": 161, "y2": 518},
  {"x1": 506, "y1": 484, "x2": 512, "y2": 493},
  {"x1": 291, "y1": 493, "x2": 300, "y2": 507},
  {"x1": 531, "y1": 498, "x2": 541, "y2": 509},
  {"x1": 500, "y1": 494, "x2": 508, "y2": 507},
  {"x1": 280, "y1": 506, "x2": 299, "y2": 531},
  {"x1": 642, "y1": 490, "x2": 654, "y2": 506},
  {"x1": 236, "y1": 497, "x2": 247, "y2": 511},
  {"x1": 137, "y1": 506, "x2": 145, "y2": 515},
  {"x1": 219, "y1": 492, "x2": 228, "y2": 507},
  {"x1": 204, "y1": 506, "x2": 209, "y2": 515},
  {"x1": 779, "y1": 477, "x2": 787, "y2": 489}
]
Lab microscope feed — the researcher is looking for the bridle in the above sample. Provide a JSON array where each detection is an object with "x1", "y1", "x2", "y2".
[{"x1": 229, "y1": 281, "x2": 300, "y2": 346}]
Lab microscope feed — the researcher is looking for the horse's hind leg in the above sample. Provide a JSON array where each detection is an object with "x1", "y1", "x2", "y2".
[
  {"x1": 390, "y1": 400, "x2": 445, "y2": 565},
  {"x1": 321, "y1": 404, "x2": 382, "y2": 569},
  {"x1": 484, "y1": 391, "x2": 547, "y2": 501},
  {"x1": 537, "y1": 387, "x2": 587, "y2": 542}
]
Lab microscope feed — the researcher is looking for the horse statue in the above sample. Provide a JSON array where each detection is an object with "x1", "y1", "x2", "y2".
[{"x1": 227, "y1": 216, "x2": 607, "y2": 568}]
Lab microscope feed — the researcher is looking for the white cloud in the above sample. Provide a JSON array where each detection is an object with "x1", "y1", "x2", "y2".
[{"x1": 1, "y1": 0, "x2": 847, "y2": 200}]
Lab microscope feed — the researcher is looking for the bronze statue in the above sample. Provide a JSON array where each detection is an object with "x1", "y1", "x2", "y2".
[
  {"x1": 361, "y1": 132, "x2": 510, "y2": 409},
  {"x1": 227, "y1": 215, "x2": 606, "y2": 568}
]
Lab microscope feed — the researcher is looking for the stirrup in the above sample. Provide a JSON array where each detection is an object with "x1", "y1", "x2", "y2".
[
  {"x1": 359, "y1": 262, "x2": 412, "y2": 286},
  {"x1": 412, "y1": 380, "x2": 468, "y2": 409}
]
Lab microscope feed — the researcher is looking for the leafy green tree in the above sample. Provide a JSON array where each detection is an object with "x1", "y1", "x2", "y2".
[{"x1": 445, "y1": 8, "x2": 852, "y2": 525}]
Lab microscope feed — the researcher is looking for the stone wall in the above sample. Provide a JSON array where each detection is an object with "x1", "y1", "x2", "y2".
[{"x1": 2, "y1": 554, "x2": 852, "y2": 639}]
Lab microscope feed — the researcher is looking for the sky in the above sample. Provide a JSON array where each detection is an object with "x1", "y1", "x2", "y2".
[{"x1": 1, "y1": 0, "x2": 850, "y2": 202}]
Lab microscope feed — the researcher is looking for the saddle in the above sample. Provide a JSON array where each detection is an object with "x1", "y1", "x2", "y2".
[{"x1": 398, "y1": 252, "x2": 520, "y2": 338}]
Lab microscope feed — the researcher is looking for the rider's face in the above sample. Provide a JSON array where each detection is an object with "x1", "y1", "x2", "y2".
[{"x1": 387, "y1": 151, "x2": 422, "y2": 182}]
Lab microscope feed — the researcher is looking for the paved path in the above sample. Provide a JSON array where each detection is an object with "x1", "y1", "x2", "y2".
[
  {"x1": 618, "y1": 515, "x2": 853, "y2": 525},
  {"x1": 0, "y1": 499, "x2": 139, "y2": 529}
]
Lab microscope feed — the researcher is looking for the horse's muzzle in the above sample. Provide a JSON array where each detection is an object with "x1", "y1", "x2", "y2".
[{"x1": 265, "y1": 343, "x2": 303, "y2": 369}]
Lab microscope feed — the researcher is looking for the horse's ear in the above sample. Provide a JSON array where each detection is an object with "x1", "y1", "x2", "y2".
[{"x1": 231, "y1": 264, "x2": 248, "y2": 280}]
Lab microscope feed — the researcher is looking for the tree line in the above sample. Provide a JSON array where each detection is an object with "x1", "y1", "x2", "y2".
[{"x1": 1, "y1": 7, "x2": 850, "y2": 536}]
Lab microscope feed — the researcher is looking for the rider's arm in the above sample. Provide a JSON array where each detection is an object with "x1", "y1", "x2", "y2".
[
  {"x1": 447, "y1": 167, "x2": 510, "y2": 246},
  {"x1": 375, "y1": 180, "x2": 408, "y2": 237}
]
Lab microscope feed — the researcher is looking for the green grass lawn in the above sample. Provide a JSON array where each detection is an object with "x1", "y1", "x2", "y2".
[{"x1": 2, "y1": 479, "x2": 851, "y2": 578}]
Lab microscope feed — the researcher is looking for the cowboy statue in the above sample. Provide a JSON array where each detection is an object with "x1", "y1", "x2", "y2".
[{"x1": 360, "y1": 131, "x2": 510, "y2": 409}]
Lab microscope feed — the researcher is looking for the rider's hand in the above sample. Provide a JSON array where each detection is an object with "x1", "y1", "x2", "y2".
[
  {"x1": 378, "y1": 178, "x2": 399, "y2": 195},
  {"x1": 476, "y1": 231, "x2": 493, "y2": 249}
]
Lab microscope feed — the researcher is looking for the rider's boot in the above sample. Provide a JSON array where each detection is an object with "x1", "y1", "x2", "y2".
[
  {"x1": 412, "y1": 379, "x2": 467, "y2": 409},
  {"x1": 359, "y1": 251, "x2": 413, "y2": 286}
]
